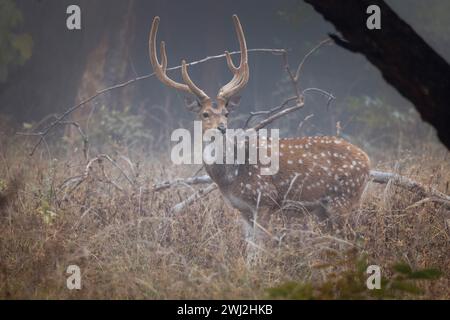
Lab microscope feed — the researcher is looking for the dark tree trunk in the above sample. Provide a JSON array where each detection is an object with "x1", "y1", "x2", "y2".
[{"x1": 305, "y1": 0, "x2": 450, "y2": 149}]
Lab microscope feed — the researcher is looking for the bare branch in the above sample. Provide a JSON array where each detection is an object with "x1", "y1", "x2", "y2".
[
  {"x1": 60, "y1": 121, "x2": 89, "y2": 160},
  {"x1": 244, "y1": 87, "x2": 335, "y2": 132},
  {"x1": 58, "y1": 154, "x2": 135, "y2": 198},
  {"x1": 244, "y1": 96, "x2": 298, "y2": 129},
  {"x1": 336, "y1": 121, "x2": 342, "y2": 137},
  {"x1": 17, "y1": 48, "x2": 286, "y2": 156},
  {"x1": 249, "y1": 99, "x2": 305, "y2": 132},
  {"x1": 302, "y1": 87, "x2": 335, "y2": 105},
  {"x1": 294, "y1": 38, "x2": 332, "y2": 83},
  {"x1": 95, "y1": 154, "x2": 135, "y2": 186},
  {"x1": 245, "y1": 39, "x2": 334, "y2": 132},
  {"x1": 297, "y1": 114, "x2": 314, "y2": 134}
]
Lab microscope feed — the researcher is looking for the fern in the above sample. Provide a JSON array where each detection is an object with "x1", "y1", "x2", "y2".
[{"x1": 267, "y1": 250, "x2": 442, "y2": 300}]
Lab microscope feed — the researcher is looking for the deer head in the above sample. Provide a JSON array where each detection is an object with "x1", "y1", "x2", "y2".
[{"x1": 149, "y1": 15, "x2": 249, "y2": 134}]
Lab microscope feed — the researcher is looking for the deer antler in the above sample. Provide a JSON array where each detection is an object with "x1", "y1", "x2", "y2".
[
  {"x1": 149, "y1": 16, "x2": 210, "y2": 102},
  {"x1": 217, "y1": 15, "x2": 249, "y2": 102}
]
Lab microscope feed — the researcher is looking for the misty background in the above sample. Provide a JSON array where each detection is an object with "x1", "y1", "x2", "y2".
[{"x1": 1, "y1": 0, "x2": 449, "y2": 158}]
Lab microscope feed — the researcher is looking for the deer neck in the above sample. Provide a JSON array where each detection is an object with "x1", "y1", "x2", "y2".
[
  {"x1": 204, "y1": 162, "x2": 239, "y2": 187},
  {"x1": 202, "y1": 136, "x2": 246, "y2": 189}
]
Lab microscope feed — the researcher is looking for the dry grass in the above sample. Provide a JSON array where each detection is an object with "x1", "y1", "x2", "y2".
[{"x1": 0, "y1": 137, "x2": 449, "y2": 299}]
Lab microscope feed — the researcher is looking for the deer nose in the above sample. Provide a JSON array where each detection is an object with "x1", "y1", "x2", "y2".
[{"x1": 217, "y1": 123, "x2": 226, "y2": 134}]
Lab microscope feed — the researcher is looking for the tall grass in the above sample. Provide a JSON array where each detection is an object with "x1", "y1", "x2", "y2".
[{"x1": 0, "y1": 135, "x2": 448, "y2": 299}]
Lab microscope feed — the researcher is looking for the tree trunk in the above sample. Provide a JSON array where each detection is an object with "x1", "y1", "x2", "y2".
[
  {"x1": 68, "y1": 0, "x2": 136, "y2": 141},
  {"x1": 305, "y1": 0, "x2": 450, "y2": 150}
]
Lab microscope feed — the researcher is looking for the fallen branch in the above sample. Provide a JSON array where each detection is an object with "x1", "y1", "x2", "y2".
[
  {"x1": 171, "y1": 183, "x2": 218, "y2": 214},
  {"x1": 370, "y1": 170, "x2": 450, "y2": 208},
  {"x1": 156, "y1": 171, "x2": 450, "y2": 212},
  {"x1": 153, "y1": 175, "x2": 213, "y2": 192}
]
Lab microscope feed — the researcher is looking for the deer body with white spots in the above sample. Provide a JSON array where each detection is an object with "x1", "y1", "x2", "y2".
[
  {"x1": 209, "y1": 136, "x2": 370, "y2": 224},
  {"x1": 149, "y1": 15, "x2": 371, "y2": 227}
]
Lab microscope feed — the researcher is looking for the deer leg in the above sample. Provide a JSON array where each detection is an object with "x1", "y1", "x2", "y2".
[
  {"x1": 308, "y1": 204, "x2": 333, "y2": 232},
  {"x1": 241, "y1": 207, "x2": 268, "y2": 266},
  {"x1": 240, "y1": 216, "x2": 257, "y2": 265},
  {"x1": 314, "y1": 201, "x2": 348, "y2": 234}
]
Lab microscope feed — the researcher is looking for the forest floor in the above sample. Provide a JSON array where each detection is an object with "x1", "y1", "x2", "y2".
[{"x1": 0, "y1": 137, "x2": 449, "y2": 299}]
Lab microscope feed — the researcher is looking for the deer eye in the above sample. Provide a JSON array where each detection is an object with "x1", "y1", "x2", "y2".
[
  {"x1": 224, "y1": 112, "x2": 230, "y2": 118},
  {"x1": 202, "y1": 112, "x2": 210, "y2": 118}
]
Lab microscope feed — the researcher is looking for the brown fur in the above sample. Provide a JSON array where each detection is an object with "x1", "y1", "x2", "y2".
[{"x1": 206, "y1": 136, "x2": 370, "y2": 224}]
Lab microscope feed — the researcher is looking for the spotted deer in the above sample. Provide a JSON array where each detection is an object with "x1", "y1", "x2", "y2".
[{"x1": 149, "y1": 15, "x2": 370, "y2": 228}]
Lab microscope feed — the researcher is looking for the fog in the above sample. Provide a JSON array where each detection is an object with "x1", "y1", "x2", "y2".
[{"x1": 1, "y1": 0, "x2": 449, "y2": 152}]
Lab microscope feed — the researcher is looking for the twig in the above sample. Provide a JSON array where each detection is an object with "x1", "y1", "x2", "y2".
[
  {"x1": 282, "y1": 52, "x2": 303, "y2": 105},
  {"x1": 297, "y1": 114, "x2": 314, "y2": 133},
  {"x1": 294, "y1": 38, "x2": 333, "y2": 83},
  {"x1": 58, "y1": 154, "x2": 135, "y2": 198},
  {"x1": 60, "y1": 121, "x2": 89, "y2": 160},
  {"x1": 17, "y1": 119, "x2": 90, "y2": 160},
  {"x1": 243, "y1": 88, "x2": 335, "y2": 131},
  {"x1": 94, "y1": 154, "x2": 134, "y2": 186},
  {"x1": 244, "y1": 96, "x2": 298, "y2": 129},
  {"x1": 302, "y1": 88, "x2": 335, "y2": 106},
  {"x1": 336, "y1": 121, "x2": 342, "y2": 137},
  {"x1": 249, "y1": 100, "x2": 305, "y2": 131}
]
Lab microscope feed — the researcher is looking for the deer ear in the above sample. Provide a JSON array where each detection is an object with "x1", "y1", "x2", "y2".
[
  {"x1": 184, "y1": 96, "x2": 201, "y2": 113},
  {"x1": 227, "y1": 96, "x2": 241, "y2": 110}
]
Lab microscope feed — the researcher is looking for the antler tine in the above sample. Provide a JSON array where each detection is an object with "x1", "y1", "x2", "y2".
[
  {"x1": 181, "y1": 60, "x2": 210, "y2": 102},
  {"x1": 218, "y1": 15, "x2": 249, "y2": 102},
  {"x1": 224, "y1": 51, "x2": 239, "y2": 73},
  {"x1": 160, "y1": 41, "x2": 167, "y2": 71},
  {"x1": 149, "y1": 16, "x2": 210, "y2": 102},
  {"x1": 149, "y1": 17, "x2": 190, "y2": 93},
  {"x1": 232, "y1": 14, "x2": 248, "y2": 67}
]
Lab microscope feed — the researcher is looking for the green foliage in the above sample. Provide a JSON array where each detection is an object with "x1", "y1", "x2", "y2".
[
  {"x1": 31, "y1": 159, "x2": 58, "y2": 225},
  {"x1": 36, "y1": 198, "x2": 57, "y2": 225},
  {"x1": 0, "y1": 0, "x2": 33, "y2": 82},
  {"x1": 86, "y1": 105, "x2": 153, "y2": 150},
  {"x1": 337, "y1": 96, "x2": 432, "y2": 150},
  {"x1": 393, "y1": 262, "x2": 442, "y2": 280},
  {"x1": 346, "y1": 96, "x2": 417, "y2": 132},
  {"x1": 392, "y1": 262, "x2": 412, "y2": 275},
  {"x1": 266, "y1": 250, "x2": 442, "y2": 300},
  {"x1": 0, "y1": 178, "x2": 6, "y2": 193}
]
